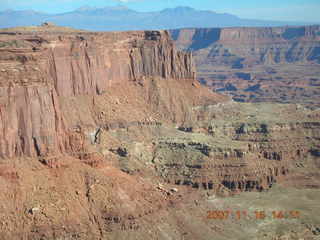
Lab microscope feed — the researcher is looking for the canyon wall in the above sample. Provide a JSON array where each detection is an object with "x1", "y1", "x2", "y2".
[
  {"x1": 0, "y1": 29, "x2": 222, "y2": 159},
  {"x1": 170, "y1": 26, "x2": 320, "y2": 106},
  {"x1": 0, "y1": 26, "x2": 319, "y2": 239},
  {"x1": 0, "y1": 31, "x2": 196, "y2": 96},
  {"x1": 0, "y1": 26, "x2": 318, "y2": 193},
  {"x1": 46, "y1": 31, "x2": 196, "y2": 97},
  {"x1": 0, "y1": 86, "x2": 68, "y2": 158},
  {"x1": 170, "y1": 25, "x2": 320, "y2": 65}
]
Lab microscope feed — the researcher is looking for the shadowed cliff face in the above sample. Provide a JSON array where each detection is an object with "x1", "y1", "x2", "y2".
[{"x1": 171, "y1": 28, "x2": 221, "y2": 51}]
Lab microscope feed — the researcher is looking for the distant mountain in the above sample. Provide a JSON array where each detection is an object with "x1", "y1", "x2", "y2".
[
  {"x1": 0, "y1": 10, "x2": 49, "y2": 29},
  {"x1": 0, "y1": 6, "x2": 318, "y2": 31}
]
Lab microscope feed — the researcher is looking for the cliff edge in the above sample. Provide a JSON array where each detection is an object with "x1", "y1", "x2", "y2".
[{"x1": 0, "y1": 29, "x2": 226, "y2": 159}]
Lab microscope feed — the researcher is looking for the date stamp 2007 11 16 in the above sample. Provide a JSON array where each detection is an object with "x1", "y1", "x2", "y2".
[{"x1": 207, "y1": 210, "x2": 301, "y2": 220}]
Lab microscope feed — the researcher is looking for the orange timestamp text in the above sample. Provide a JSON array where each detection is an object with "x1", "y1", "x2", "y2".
[{"x1": 207, "y1": 210, "x2": 300, "y2": 220}]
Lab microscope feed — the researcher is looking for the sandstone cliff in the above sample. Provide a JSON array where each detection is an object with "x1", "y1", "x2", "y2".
[
  {"x1": 0, "y1": 29, "x2": 224, "y2": 159},
  {"x1": 0, "y1": 86, "x2": 68, "y2": 158}
]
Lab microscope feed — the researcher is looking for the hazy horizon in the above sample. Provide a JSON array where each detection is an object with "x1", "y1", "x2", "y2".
[{"x1": 1, "y1": 0, "x2": 320, "y2": 23}]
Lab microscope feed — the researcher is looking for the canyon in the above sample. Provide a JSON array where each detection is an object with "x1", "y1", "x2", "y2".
[
  {"x1": 170, "y1": 25, "x2": 320, "y2": 108},
  {"x1": 0, "y1": 25, "x2": 319, "y2": 239}
]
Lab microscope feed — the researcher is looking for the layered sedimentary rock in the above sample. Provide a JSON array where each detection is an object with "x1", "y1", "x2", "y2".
[
  {"x1": 170, "y1": 26, "x2": 320, "y2": 106},
  {"x1": 0, "y1": 29, "x2": 222, "y2": 159},
  {"x1": 46, "y1": 31, "x2": 196, "y2": 97},
  {"x1": 0, "y1": 26, "x2": 319, "y2": 239},
  {"x1": 170, "y1": 26, "x2": 320, "y2": 65},
  {"x1": 0, "y1": 30, "x2": 196, "y2": 96},
  {"x1": 133, "y1": 102, "x2": 319, "y2": 194},
  {"x1": 0, "y1": 86, "x2": 67, "y2": 158},
  {"x1": 0, "y1": 26, "x2": 319, "y2": 193}
]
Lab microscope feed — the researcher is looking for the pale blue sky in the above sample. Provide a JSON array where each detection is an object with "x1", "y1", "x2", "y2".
[{"x1": 1, "y1": 0, "x2": 320, "y2": 22}]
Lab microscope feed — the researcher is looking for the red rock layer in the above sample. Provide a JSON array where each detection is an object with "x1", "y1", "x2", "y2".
[
  {"x1": 34, "y1": 31, "x2": 195, "y2": 97},
  {"x1": 170, "y1": 25, "x2": 320, "y2": 65},
  {"x1": 0, "y1": 30, "x2": 223, "y2": 159},
  {"x1": 0, "y1": 86, "x2": 68, "y2": 158}
]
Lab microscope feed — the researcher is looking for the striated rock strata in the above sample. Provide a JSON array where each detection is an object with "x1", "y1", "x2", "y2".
[
  {"x1": 170, "y1": 26, "x2": 320, "y2": 65},
  {"x1": 0, "y1": 27, "x2": 319, "y2": 239},
  {"x1": 0, "y1": 29, "x2": 221, "y2": 159},
  {"x1": 170, "y1": 26, "x2": 320, "y2": 107}
]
